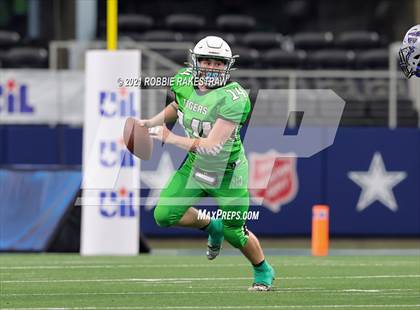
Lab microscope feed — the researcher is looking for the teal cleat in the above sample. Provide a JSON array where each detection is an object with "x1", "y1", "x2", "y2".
[
  {"x1": 206, "y1": 219, "x2": 224, "y2": 260},
  {"x1": 248, "y1": 261, "x2": 275, "y2": 291}
]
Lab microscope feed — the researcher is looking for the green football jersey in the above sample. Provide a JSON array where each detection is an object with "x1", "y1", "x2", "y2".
[{"x1": 171, "y1": 67, "x2": 251, "y2": 173}]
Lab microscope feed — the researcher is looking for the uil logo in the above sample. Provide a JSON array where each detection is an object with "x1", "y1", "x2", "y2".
[
  {"x1": 0, "y1": 79, "x2": 34, "y2": 114},
  {"x1": 99, "y1": 187, "x2": 136, "y2": 218},
  {"x1": 99, "y1": 138, "x2": 135, "y2": 168},
  {"x1": 99, "y1": 87, "x2": 137, "y2": 118},
  {"x1": 249, "y1": 150, "x2": 298, "y2": 212}
]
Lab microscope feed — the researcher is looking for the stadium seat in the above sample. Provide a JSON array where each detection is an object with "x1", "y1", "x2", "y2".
[
  {"x1": 261, "y1": 77, "x2": 289, "y2": 90},
  {"x1": 398, "y1": 117, "x2": 419, "y2": 127},
  {"x1": 314, "y1": 78, "x2": 362, "y2": 101},
  {"x1": 368, "y1": 99, "x2": 387, "y2": 119},
  {"x1": 296, "y1": 78, "x2": 315, "y2": 89},
  {"x1": 118, "y1": 14, "x2": 154, "y2": 34},
  {"x1": 0, "y1": 30, "x2": 20, "y2": 48},
  {"x1": 340, "y1": 94, "x2": 375, "y2": 126},
  {"x1": 397, "y1": 98, "x2": 417, "y2": 117},
  {"x1": 305, "y1": 49, "x2": 356, "y2": 69},
  {"x1": 341, "y1": 98, "x2": 367, "y2": 118},
  {"x1": 216, "y1": 15, "x2": 256, "y2": 32},
  {"x1": 0, "y1": 51, "x2": 5, "y2": 67},
  {"x1": 2, "y1": 47, "x2": 48, "y2": 68},
  {"x1": 231, "y1": 46, "x2": 260, "y2": 68},
  {"x1": 356, "y1": 48, "x2": 389, "y2": 69},
  {"x1": 175, "y1": 32, "x2": 195, "y2": 42},
  {"x1": 366, "y1": 98, "x2": 417, "y2": 124},
  {"x1": 364, "y1": 79, "x2": 413, "y2": 102},
  {"x1": 280, "y1": 0, "x2": 313, "y2": 33},
  {"x1": 257, "y1": 88, "x2": 325, "y2": 125},
  {"x1": 262, "y1": 49, "x2": 306, "y2": 69},
  {"x1": 398, "y1": 100, "x2": 419, "y2": 126},
  {"x1": 363, "y1": 79, "x2": 388, "y2": 99},
  {"x1": 236, "y1": 77, "x2": 260, "y2": 91},
  {"x1": 365, "y1": 118, "x2": 388, "y2": 126},
  {"x1": 160, "y1": 49, "x2": 190, "y2": 66},
  {"x1": 292, "y1": 32, "x2": 334, "y2": 50},
  {"x1": 241, "y1": 32, "x2": 283, "y2": 50},
  {"x1": 397, "y1": 79, "x2": 410, "y2": 99},
  {"x1": 284, "y1": 0, "x2": 311, "y2": 18},
  {"x1": 336, "y1": 31, "x2": 383, "y2": 49},
  {"x1": 340, "y1": 117, "x2": 370, "y2": 126},
  {"x1": 140, "y1": 30, "x2": 183, "y2": 41},
  {"x1": 165, "y1": 14, "x2": 206, "y2": 32}
]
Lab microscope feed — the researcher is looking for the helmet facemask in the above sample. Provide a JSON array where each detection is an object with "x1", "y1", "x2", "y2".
[
  {"x1": 190, "y1": 51, "x2": 237, "y2": 88},
  {"x1": 399, "y1": 45, "x2": 416, "y2": 78}
]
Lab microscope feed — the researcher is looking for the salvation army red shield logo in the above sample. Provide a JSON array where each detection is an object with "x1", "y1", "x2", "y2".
[{"x1": 249, "y1": 150, "x2": 298, "y2": 212}]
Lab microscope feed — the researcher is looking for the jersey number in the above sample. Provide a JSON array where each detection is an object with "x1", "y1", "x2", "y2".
[
  {"x1": 226, "y1": 87, "x2": 247, "y2": 101},
  {"x1": 177, "y1": 110, "x2": 212, "y2": 138}
]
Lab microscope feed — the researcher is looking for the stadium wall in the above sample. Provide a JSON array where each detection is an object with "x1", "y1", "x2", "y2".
[{"x1": 0, "y1": 125, "x2": 419, "y2": 251}]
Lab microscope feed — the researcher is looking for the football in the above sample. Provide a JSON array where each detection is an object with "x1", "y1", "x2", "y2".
[{"x1": 123, "y1": 117, "x2": 153, "y2": 160}]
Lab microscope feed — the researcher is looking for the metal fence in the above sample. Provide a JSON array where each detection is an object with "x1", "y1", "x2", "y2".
[{"x1": 48, "y1": 40, "x2": 420, "y2": 128}]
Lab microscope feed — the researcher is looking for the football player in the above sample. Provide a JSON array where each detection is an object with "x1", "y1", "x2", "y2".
[
  {"x1": 139, "y1": 36, "x2": 275, "y2": 291},
  {"x1": 399, "y1": 24, "x2": 420, "y2": 78}
]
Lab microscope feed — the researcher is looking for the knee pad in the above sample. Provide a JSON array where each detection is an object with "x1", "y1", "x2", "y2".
[
  {"x1": 223, "y1": 224, "x2": 249, "y2": 248},
  {"x1": 153, "y1": 204, "x2": 179, "y2": 227}
]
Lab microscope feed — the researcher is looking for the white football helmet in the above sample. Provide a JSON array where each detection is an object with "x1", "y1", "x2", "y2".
[
  {"x1": 190, "y1": 36, "x2": 238, "y2": 87},
  {"x1": 399, "y1": 24, "x2": 420, "y2": 78}
]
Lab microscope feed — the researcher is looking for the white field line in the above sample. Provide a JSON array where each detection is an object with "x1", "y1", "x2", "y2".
[
  {"x1": 130, "y1": 286, "x2": 416, "y2": 291},
  {"x1": 1, "y1": 275, "x2": 420, "y2": 284},
  {"x1": 1, "y1": 288, "x2": 419, "y2": 297},
  {"x1": 1, "y1": 304, "x2": 420, "y2": 309},
  {"x1": 0, "y1": 264, "x2": 249, "y2": 270},
  {"x1": 1, "y1": 262, "x2": 419, "y2": 270}
]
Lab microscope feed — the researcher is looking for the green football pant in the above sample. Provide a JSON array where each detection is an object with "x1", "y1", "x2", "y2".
[{"x1": 154, "y1": 160, "x2": 250, "y2": 248}]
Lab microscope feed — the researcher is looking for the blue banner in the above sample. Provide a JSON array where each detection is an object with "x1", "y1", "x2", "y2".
[
  {"x1": 0, "y1": 170, "x2": 81, "y2": 251},
  {"x1": 1, "y1": 127, "x2": 419, "y2": 238},
  {"x1": 325, "y1": 128, "x2": 420, "y2": 235},
  {"x1": 140, "y1": 128, "x2": 420, "y2": 236}
]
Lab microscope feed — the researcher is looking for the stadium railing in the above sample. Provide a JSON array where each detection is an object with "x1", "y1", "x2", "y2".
[{"x1": 46, "y1": 40, "x2": 419, "y2": 128}]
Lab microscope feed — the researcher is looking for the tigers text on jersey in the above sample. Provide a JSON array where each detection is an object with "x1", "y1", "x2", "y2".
[{"x1": 171, "y1": 67, "x2": 251, "y2": 173}]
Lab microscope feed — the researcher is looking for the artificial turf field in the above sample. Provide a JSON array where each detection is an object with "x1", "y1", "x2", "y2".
[{"x1": 0, "y1": 254, "x2": 419, "y2": 309}]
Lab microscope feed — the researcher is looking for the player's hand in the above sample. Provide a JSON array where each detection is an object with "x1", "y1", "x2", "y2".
[
  {"x1": 149, "y1": 124, "x2": 173, "y2": 143},
  {"x1": 138, "y1": 119, "x2": 153, "y2": 128}
]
